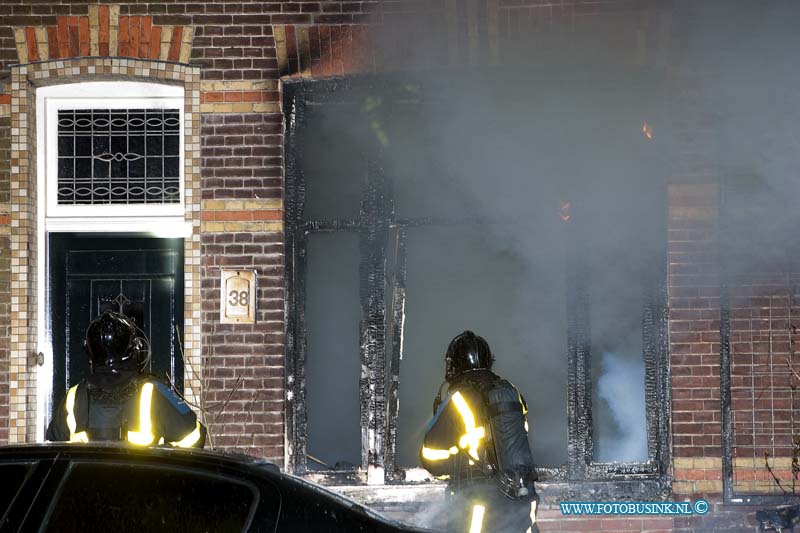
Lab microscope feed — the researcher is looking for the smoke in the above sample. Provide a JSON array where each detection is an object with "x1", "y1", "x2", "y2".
[
  {"x1": 671, "y1": 0, "x2": 800, "y2": 463},
  {"x1": 595, "y1": 351, "x2": 648, "y2": 463},
  {"x1": 402, "y1": 491, "x2": 536, "y2": 533},
  {"x1": 403, "y1": 495, "x2": 458, "y2": 531},
  {"x1": 675, "y1": 0, "x2": 800, "y2": 263},
  {"x1": 299, "y1": 7, "x2": 668, "y2": 470},
  {"x1": 292, "y1": 1, "x2": 800, "y2": 471}
]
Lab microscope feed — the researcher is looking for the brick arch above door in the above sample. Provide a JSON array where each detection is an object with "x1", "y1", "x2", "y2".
[{"x1": 12, "y1": 5, "x2": 194, "y2": 64}]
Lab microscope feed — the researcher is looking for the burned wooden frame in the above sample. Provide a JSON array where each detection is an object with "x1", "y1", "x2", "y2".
[{"x1": 283, "y1": 75, "x2": 671, "y2": 494}]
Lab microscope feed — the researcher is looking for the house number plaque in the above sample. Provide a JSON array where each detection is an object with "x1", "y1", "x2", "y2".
[{"x1": 220, "y1": 269, "x2": 256, "y2": 324}]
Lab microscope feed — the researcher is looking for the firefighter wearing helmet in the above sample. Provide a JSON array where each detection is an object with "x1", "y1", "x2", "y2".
[
  {"x1": 46, "y1": 311, "x2": 205, "y2": 448},
  {"x1": 421, "y1": 331, "x2": 539, "y2": 532}
]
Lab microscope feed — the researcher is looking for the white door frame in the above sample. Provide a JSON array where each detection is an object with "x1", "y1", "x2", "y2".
[{"x1": 34, "y1": 81, "x2": 192, "y2": 439}]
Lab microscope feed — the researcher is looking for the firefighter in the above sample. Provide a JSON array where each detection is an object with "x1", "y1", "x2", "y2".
[
  {"x1": 46, "y1": 310, "x2": 205, "y2": 448},
  {"x1": 421, "y1": 331, "x2": 539, "y2": 533}
]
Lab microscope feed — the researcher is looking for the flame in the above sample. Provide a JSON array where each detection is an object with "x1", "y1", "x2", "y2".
[
  {"x1": 559, "y1": 201, "x2": 571, "y2": 222},
  {"x1": 642, "y1": 122, "x2": 653, "y2": 140}
]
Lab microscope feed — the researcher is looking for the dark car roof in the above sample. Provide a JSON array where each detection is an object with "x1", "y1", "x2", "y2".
[
  {"x1": 0, "y1": 442, "x2": 284, "y2": 482},
  {"x1": 0, "y1": 441, "x2": 266, "y2": 460},
  {"x1": 0, "y1": 443, "x2": 434, "y2": 532}
]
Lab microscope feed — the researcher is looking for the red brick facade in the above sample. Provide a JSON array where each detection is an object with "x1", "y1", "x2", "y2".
[
  {"x1": 668, "y1": 183, "x2": 723, "y2": 486},
  {"x1": 0, "y1": 1, "x2": 790, "y2": 531}
]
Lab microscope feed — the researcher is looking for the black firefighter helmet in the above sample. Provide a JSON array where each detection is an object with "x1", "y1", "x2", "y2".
[
  {"x1": 445, "y1": 330, "x2": 495, "y2": 381},
  {"x1": 84, "y1": 311, "x2": 150, "y2": 373}
]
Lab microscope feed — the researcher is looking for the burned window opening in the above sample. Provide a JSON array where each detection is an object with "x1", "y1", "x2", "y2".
[
  {"x1": 284, "y1": 76, "x2": 671, "y2": 492},
  {"x1": 305, "y1": 231, "x2": 362, "y2": 469}
]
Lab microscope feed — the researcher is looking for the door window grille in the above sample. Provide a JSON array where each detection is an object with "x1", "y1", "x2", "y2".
[{"x1": 56, "y1": 108, "x2": 180, "y2": 205}]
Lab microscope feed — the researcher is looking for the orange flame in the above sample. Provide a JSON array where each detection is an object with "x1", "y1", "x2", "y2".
[
  {"x1": 559, "y1": 201, "x2": 571, "y2": 222},
  {"x1": 642, "y1": 122, "x2": 653, "y2": 140}
]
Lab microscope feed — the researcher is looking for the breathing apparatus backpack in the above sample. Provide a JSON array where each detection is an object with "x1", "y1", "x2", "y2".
[
  {"x1": 433, "y1": 372, "x2": 538, "y2": 499},
  {"x1": 475, "y1": 376, "x2": 538, "y2": 500}
]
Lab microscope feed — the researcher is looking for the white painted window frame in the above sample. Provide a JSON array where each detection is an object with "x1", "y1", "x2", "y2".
[
  {"x1": 40, "y1": 81, "x2": 186, "y2": 224},
  {"x1": 35, "y1": 81, "x2": 190, "y2": 440}
]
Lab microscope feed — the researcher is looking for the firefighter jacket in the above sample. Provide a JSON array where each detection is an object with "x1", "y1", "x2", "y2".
[
  {"x1": 46, "y1": 371, "x2": 205, "y2": 448},
  {"x1": 422, "y1": 370, "x2": 539, "y2": 533},
  {"x1": 420, "y1": 370, "x2": 535, "y2": 487}
]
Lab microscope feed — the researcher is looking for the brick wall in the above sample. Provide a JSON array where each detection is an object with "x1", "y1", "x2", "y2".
[
  {"x1": 538, "y1": 512, "x2": 675, "y2": 532},
  {"x1": 728, "y1": 266, "x2": 800, "y2": 495},
  {"x1": 721, "y1": 180, "x2": 800, "y2": 496},
  {"x1": 668, "y1": 183, "x2": 723, "y2": 496},
  {"x1": 664, "y1": 12, "x2": 800, "y2": 508},
  {"x1": 199, "y1": 231, "x2": 285, "y2": 462},
  {"x1": 664, "y1": 12, "x2": 727, "y2": 494},
  {"x1": 200, "y1": 113, "x2": 283, "y2": 199},
  {"x1": 0, "y1": 0, "x2": 669, "y2": 78},
  {"x1": 199, "y1": 111, "x2": 285, "y2": 463},
  {"x1": 672, "y1": 499, "x2": 761, "y2": 532}
]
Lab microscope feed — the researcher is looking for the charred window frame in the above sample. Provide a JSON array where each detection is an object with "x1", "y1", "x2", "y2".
[
  {"x1": 566, "y1": 239, "x2": 671, "y2": 485},
  {"x1": 284, "y1": 76, "x2": 671, "y2": 493}
]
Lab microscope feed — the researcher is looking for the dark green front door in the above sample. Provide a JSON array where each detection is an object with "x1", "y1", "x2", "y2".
[{"x1": 49, "y1": 234, "x2": 184, "y2": 409}]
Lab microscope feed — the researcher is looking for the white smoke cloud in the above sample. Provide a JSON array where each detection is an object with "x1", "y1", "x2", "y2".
[{"x1": 595, "y1": 351, "x2": 648, "y2": 462}]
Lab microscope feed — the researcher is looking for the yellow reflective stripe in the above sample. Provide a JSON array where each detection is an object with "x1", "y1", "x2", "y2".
[
  {"x1": 65, "y1": 385, "x2": 79, "y2": 435},
  {"x1": 65, "y1": 385, "x2": 89, "y2": 443},
  {"x1": 458, "y1": 427, "x2": 485, "y2": 451},
  {"x1": 518, "y1": 389, "x2": 528, "y2": 415},
  {"x1": 452, "y1": 392, "x2": 485, "y2": 461},
  {"x1": 422, "y1": 447, "x2": 450, "y2": 461},
  {"x1": 170, "y1": 420, "x2": 202, "y2": 448},
  {"x1": 421, "y1": 446, "x2": 459, "y2": 461},
  {"x1": 469, "y1": 504, "x2": 485, "y2": 533},
  {"x1": 525, "y1": 500, "x2": 538, "y2": 533},
  {"x1": 127, "y1": 382, "x2": 154, "y2": 445}
]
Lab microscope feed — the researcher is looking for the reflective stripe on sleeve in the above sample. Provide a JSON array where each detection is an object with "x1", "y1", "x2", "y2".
[
  {"x1": 421, "y1": 446, "x2": 459, "y2": 461},
  {"x1": 525, "y1": 500, "x2": 538, "y2": 533},
  {"x1": 170, "y1": 420, "x2": 202, "y2": 448},
  {"x1": 65, "y1": 385, "x2": 89, "y2": 443},
  {"x1": 127, "y1": 382, "x2": 155, "y2": 445}
]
